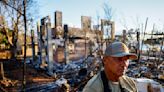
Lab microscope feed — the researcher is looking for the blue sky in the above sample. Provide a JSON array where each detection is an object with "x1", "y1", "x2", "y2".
[{"x1": 36, "y1": 0, "x2": 164, "y2": 34}]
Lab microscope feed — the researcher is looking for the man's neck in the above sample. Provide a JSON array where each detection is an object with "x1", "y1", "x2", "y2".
[{"x1": 104, "y1": 70, "x2": 120, "y2": 82}]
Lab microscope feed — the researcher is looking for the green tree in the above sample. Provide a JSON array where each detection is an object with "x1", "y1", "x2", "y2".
[{"x1": 0, "y1": 0, "x2": 38, "y2": 59}]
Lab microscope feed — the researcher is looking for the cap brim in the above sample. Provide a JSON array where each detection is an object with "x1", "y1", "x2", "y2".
[{"x1": 110, "y1": 52, "x2": 138, "y2": 60}]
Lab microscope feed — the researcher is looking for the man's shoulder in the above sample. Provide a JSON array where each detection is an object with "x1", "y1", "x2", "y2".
[
  {"x1": 86, "y1": 72, "x2": 102, "y2": 87},
  {"x1": 83, "y1": 72, "x2": 103, "y2": 92},
  {"x1": 120, "y1": 75, "x2": 138, "y2": 92},
  {"x1": 121, "y1": 75, "x2": 136, "y2": 83}
]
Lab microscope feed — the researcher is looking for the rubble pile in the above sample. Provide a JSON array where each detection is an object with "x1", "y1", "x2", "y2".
[
  {"x1": 51, "y1": 56, "x2": 102, "y2": 91},
  {"x1": 23, "y1": 56, "x2": 102, "y2": 92},
  {"x1": 126, "y1": 58, "x2": 164, "y2": 86}
]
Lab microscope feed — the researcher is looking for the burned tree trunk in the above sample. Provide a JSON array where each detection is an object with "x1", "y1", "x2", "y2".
[{"x1": 0, "y1": 62, "x2": 5, "y2": 80}]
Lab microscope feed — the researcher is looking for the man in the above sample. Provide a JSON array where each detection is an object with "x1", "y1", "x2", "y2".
[{"x1": 83, "y1": 42, "x2": 138, "y2": 92}]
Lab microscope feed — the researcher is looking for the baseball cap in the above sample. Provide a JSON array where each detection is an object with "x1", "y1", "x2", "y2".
[{"x1": 104, "y1": 42, "x2": 137, "y2": 60}]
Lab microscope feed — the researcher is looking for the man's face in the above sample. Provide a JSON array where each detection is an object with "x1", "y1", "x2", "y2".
[{"x1": 103, "y1": 56, "x2": 129, "y2": 78}]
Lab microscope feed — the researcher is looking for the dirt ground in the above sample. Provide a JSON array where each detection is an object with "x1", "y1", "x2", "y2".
[{"x1": 0, "y1": 60, "x2": 56, "y2": 92}]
